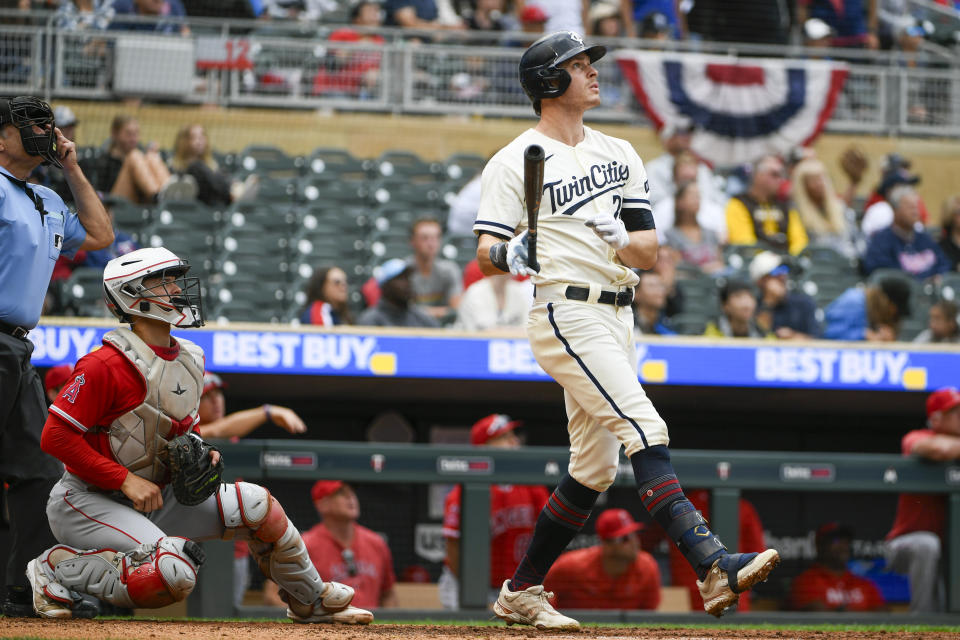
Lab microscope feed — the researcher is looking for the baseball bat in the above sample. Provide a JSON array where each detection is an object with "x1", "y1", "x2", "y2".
[{"x1": 523, "y1": 144, "x2": 545, "y2": 272}]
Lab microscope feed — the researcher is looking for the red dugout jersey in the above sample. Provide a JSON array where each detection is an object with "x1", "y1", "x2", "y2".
[
  {"x1": 302, "y1": 522, "x2": 396, "y2": 610},
  {"x1": 443, "y1": 484, "x2": 549, "y2": 588},
  {"x1": 544, "y1": 545, "x2": 661, "y2": 610},
  {"x1": 887, "y1": 429, "x2": 945, "y2": 541},
  {"x1": 790, "y1": 565, "x2": 885, "y2": 611}
]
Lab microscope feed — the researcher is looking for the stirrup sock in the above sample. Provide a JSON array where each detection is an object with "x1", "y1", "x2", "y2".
[{"x1": 508, "y1": 473, "x2": 599, "y2": 591}]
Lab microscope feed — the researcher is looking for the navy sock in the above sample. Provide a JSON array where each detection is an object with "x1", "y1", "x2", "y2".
[
  {"x1": 631, "y1": 445, "x2": 726, "y2": 580},
  {"x1": 508, "y1": 474, "x2": 599, "y2": 592}
]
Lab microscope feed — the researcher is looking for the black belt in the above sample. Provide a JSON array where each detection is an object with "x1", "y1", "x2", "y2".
[
  {"x1": 0, "y1": 319, "x2": 30, "y2": 339},
  {"x1": 564, "y1": 286, "x2": 634, "y2": 307}
]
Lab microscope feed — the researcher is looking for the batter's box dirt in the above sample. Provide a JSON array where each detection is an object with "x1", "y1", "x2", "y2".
[{"x1": 1, "y1": 620, "x2": 958, "y2": 640}]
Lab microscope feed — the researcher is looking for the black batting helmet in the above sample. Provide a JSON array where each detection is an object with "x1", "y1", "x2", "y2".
[{"x1": 519, "y1": 31, "x2": 606, "y2": 115}]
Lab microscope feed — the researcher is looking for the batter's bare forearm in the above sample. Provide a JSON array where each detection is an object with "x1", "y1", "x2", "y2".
[
  {"x1": 616, "y1": 230, "x2": 658, "y2": 269},
  {"x1": 66, "y1": 166, "x2": 113, "y2": 250},
  {"x1": 477, "y1": 233, "x2": 508, "y2": 276}
]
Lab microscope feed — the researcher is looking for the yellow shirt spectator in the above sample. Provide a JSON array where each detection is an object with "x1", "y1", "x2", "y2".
[{"x1": 726, "y1": 195, "x2": 809, "y2": 255}]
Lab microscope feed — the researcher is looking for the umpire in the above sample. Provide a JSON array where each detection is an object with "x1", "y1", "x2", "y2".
[{"x1": 0, "y1": 96, "x2": 112, "y2": 615}]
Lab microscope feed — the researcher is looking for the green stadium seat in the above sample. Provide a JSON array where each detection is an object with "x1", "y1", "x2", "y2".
[
  {"x1": 307, "y1": 148, "x2": 373, "y2": 181},
  {"x1": 62, "y1": 267, "x2": 108, "y2": 318},
  {"x1": 237, "y1": 145, "x2": 305, "y2": 180},
  {"x1": 443, "y1": 152, "x2": 486, "y2": 181},
  {"x1": 374, "y1": 150, "x2": 443, "y2": 181},
  {"x1": 369, "y1": 178, "x2": 443, "y2": 209}
]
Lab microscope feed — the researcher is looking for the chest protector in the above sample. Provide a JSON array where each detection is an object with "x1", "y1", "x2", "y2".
[{"x1": 101, "y1": 327, "x2": 205, "y2": 483}]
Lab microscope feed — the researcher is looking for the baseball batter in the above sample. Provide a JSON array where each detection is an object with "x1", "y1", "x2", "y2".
[
  {"x1": 25, "y1": 247, "x2": 372, "y2": 625},
  {"x1": 475, "y1": 32, "x2": 780, "y2": 630}
]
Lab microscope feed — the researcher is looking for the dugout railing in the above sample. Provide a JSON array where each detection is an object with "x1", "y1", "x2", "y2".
[
  {"x1": 2, "y1": 13, "x2": 960, "y2": 136},
  {"x1": 195, "y1": 440, "x2": 960, "y2": 622}
]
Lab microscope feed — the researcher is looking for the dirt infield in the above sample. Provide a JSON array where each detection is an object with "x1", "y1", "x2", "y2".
[{"x1": 1, "y1": 620, "x2": 958, "y2": 640}]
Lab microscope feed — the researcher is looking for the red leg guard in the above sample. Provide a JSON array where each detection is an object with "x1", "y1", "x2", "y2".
[{"x1": 254, "y1": 496, "x2": 289, "y2": 543}]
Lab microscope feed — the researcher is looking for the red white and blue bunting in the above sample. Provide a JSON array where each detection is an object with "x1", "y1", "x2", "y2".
[{"x1": 615, "y1": 51, "x2": 848, "y2": 167}]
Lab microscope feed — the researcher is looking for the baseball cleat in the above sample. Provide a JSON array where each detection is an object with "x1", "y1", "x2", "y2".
[
  {"x1": 493, "y1": 579, "x2": 580, "y2": 631},
  {"x1": 25, "y1": 559, "x2": 73, "y2": 619},
  {"x1": 697, "y1": 549, "x2": 780, "y2": 617},
  {"x1": 285, "y1": 581, "x2": 373, "y2": 624}
]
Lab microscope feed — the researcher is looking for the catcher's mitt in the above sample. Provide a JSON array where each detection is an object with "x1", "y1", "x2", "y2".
[{"x1": 167, "y1": 433, "x2": 224, "y2": 506}]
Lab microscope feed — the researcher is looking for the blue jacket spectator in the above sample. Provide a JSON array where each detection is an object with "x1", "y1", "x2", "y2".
[
  {"x1": 823, "y1": 278, "x2": 911, "y2": 341},
  {"x1": 750, "y1": 251, "x2": 822, "y2": 339},
  {"x1": 110, "y1": 0, "x2": 188, "y2": 35},
  {"x1": 797, "y1": 0, "x2": 879, "y2": 48},
  {"x1": 862, "y1": 186, "x2": 950, "y2": 280}
]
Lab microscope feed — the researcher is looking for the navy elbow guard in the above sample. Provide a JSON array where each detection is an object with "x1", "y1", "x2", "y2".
[
  {"x1": 621, "y1": 209, "x2": 655, "y2": 232},
  {"x1": 489, "y1": 242, "x2": 510, "y2": 272}
]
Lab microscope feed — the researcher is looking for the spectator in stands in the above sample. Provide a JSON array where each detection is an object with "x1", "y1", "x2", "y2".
[
  {"x1": 791, "y1": 522, "x2": 886, "y2": 612},
  {"x1": 440, "y1": 414, "x2": 549, "y2": 609},
  {"x1": 312, "y1": 9, "x2": 386, "y2": 100},
  {"x1": 169, "y1": 123, "x2": 240, "y2": 207},
  {"x1": 913, "y1": 300, "x2": 959, "y2": 344},
  {"x1": 938, "y1": 195, "x2": 960, "y2": 271},
  {"x1": 357, "y1": 258, "x2": 440, "y2": 328},
  {"x1": 43, "y1": 364, "x2": 74, "y2": 405},
  {"x1": 383, "y1": 0, "x2": 464, "y2": 28},
  {"x1": 704, "y1": 280, "x2": 768, "y2": 338},
  {"x1": 796, "y1": 0, "x2": 879, "y2": 48},
  {"x1": 646, "y1": 124, "x2": 725, "y2": 212},
  {"x1": 639, "y1": 9, "x2": 673, "y2": 39},
  {"x1": 260, "y1": 0, "x2": 339, "y2": 20},
  {"x1": 265, "y1": 480, "x2": 397, "y2": 610},
  {"x1": 654, "y1": 152, "x2": 727, "y2": 243},
  {"x1": 633, "y1": 271, "x2": 676, "y2": 336},
  {"x1": 84, "y1": 115, "x2": 171, "y2": 205},
  {"x1": 823, "y1": 276, "x2": 911, "y2": 341},
  {"x1": 455, "y1": 273, "x2": 532, "y2": 331},
  {"x1": 749, "y1": 252, "x2": 821, "y2": 340},
  {"x1": 726, "y1": 155, "x2": 809, "y2": 255},
  {"x1": 791, "y1": 158, "x2": 863, "y2": 259},
  {"x1": 682, "y1": 0, "x2": 789, "y2": 44},
  {"x1": 462, "y1": 0, "x2": 517, "y2": 30},
  {"x1": 862, "y1": 185, "x2": 950, "y2": 281},
  {"x1": 802, "y1": 16, "x2": 836, "y2": 48},
  {"x1": 861, "y1": 154, "x2": 929, "y2": 236},
  {"x1": 407, "y1": 217, "x2": 462, "y2": 324},
  {"x1": 878, "y1": 0, "x2": 929, "y2": 56},
  {"x1": 54, "y1": 0, "x2": 118, "y2": 31},
  {"x1": 663, "y1": 181, "x2": 725, "y2": 274},
  {"x1": 884, "y1": 386, "x2": 960, "y2": 613},
  {"x1": 587, "y1": 1, "x2": 623, "y2": 36},
  {"x1": 543, "y1": 509, "x2": 660, "y2": 610},
  {"x1": 518, "y1": 4, "x2": 547, "y2": 33},
  {"x1": 529, "y1": 0, "x2": 588, "y2": 35},
  {"x1": 664, "y1": 489, "x2": 766, "y2": 613},
  {"x1": 80, "y1": 193, "x2": 139, "y2": 268},
  {"x1": 53, "y1": 106, "x2": 78, "y2": 144},
  {"x1": 110, "y1": 0, "x2": 189, "y2": 35},
  {"x1": 653, "y1": 245, "x2": 684, "y2": 318},
  {"x1": 300, "y1": 266, "x2": 354, "y2": 326}
]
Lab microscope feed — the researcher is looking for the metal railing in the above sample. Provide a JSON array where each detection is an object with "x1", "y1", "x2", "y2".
[{"x1": 2, "y1": 13, "x2": 960, "y2": 136}]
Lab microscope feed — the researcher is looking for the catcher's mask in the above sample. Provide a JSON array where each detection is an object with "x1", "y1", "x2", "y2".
[
  {"x1": 0, "y1": 96, "x2": 61, "y2": 168},
  {"x1": 103, "y1": 247, "x2": 205, "y2": 328}
]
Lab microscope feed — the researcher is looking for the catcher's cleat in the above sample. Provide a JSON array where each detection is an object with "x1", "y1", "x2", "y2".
[
  {"x1": 493, "y1": 580, "x2": 580, "y2": 631},
  {"x1": 697, "y1": 549, "x2": 781, "y2": 617},
  {"x1": 285, "y1": 581, "x2": 373, "y2": 624},
  {"x1": 26, "y1": 559, "x2": 72, "y2": 619}
]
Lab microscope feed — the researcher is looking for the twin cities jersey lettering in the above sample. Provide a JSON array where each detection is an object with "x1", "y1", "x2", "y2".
[{"x1": 475, "y1": 126, "x2": 651, "y2": 289}]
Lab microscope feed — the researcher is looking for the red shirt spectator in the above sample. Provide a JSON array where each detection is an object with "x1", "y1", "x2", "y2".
[
  {"x1": 791, "y1": 522, "x2": 885, "y2": 612},
  {"x1": 544, "y1": 509, "x2": 660, "y2": 610},
  {"x1": 302, "y1": 522, "x2": 396, "y2": 610}
]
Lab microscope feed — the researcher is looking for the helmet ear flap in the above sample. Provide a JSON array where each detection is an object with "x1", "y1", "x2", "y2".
[{"x1": 537, "y1": 66, "x2": 572, "y2": 99}]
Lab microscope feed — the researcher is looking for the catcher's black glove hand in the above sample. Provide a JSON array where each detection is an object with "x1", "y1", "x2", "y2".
[{"x1": 167, "y1": 433, "x2": 224, "y2": 506}]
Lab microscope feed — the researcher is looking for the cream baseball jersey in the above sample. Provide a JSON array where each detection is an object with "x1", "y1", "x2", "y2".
[{"x1": 474, "y1": 126, "x2": 652, "y2": 288}]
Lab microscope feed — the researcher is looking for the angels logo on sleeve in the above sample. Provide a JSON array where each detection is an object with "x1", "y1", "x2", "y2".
[{"x1": 61, "y1": 373, "x2": 85, "y2": 404}]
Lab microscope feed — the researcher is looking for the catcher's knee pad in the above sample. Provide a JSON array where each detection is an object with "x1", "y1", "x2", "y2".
[
  {"x1": 45, "y1": 537, "x2": 204, "y2": 609},
  {"x1": 216, "y1": 482, "x2": 287, "y2": 541}
]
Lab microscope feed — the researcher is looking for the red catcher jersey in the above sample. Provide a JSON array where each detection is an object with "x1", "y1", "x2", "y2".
[
  {"x1": 544, "y1": 544, "x2": 661, "y2": 610},
  {"x1": 790, "y1": 565, "x2": 885, "y2": 611},
  {"x1": 301, "y1": 522, "x2": 396, "y2": 610},
  {"x1": 443, "y1": 484, "x2": 549, "y2": 588},
  {"x1": 887, "y1": 429, "x2": 945, "y2": 541},
  {"x1": 43, "y1": 340, "x2": 197, "y2": 490}
]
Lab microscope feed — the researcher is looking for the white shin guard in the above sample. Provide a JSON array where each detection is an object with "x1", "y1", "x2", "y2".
[{"x1": 44, "y1": 537, "x2": 204, "y2": 609}]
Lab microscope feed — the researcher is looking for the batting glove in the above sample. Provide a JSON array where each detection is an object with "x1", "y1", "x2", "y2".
[
  {"x1": 586, "y1": 214, "x2": 630, "y2": 250},
  {"x1": 506, "y1": 230, "x2": 538, "y2": 276}
]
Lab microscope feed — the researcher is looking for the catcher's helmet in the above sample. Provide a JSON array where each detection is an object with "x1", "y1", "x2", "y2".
[
  {"x1": 103, "y1": 247, "x2": 204, "y2": 328},
  {"x1": 0, "y1": 96, "x2": 61, "y2": 168},
  {"x1": 519, "y1": 31, "x2": 606, "y2": 114}
]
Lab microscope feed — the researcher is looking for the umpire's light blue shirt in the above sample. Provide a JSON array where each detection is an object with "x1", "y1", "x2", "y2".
[{"x1": 0, "y1": 165, "x2": 85, "y2": 328}]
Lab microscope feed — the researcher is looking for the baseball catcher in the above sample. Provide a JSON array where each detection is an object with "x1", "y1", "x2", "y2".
[{"x1": 26, "y1": 247, "x2": 372, "y2": 624}]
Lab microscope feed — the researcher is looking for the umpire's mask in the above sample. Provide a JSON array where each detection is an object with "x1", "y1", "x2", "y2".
[{"x1": 0, "y1": 96, "x2": 61, "y2": 168}]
